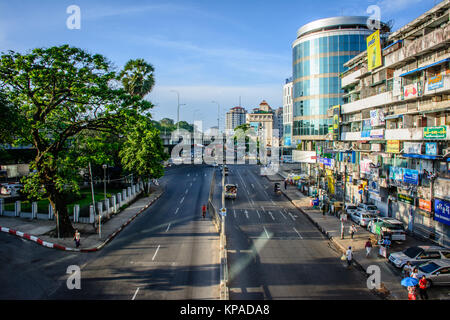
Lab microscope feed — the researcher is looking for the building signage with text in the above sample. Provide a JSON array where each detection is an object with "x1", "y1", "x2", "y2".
[
  {"x1": 434, "y1": 198, "x2": 450, "y2": 227},
  {"x1": 398, "y1": 193, "x2": 415, "y2": 205},
  {"x1": 386, "y1": 140, "x2": 401, "y2": 153},
  {"x1": 418, "y1": 199, "x2": 432, "y2": 213},
  {"x1": 424, "y1": 126, "x2": 447, "y2": 139}
]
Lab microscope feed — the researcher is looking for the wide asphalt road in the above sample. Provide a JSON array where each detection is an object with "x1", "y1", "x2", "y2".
[
  {"x1": 0, "y1": 164, "x2": 220, "y2": 300},
  {"x1": 220, "y1": 164, "x2": 378, "y2": 300}
]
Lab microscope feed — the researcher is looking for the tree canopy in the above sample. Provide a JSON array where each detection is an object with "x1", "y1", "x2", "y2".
[{"x1": 0, "y1": 45, "x2": 165, "y2": 236}]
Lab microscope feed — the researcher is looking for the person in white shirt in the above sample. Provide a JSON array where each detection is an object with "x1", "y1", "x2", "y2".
[
  {"x1": 403, "y1": 261, "x2": 413, "y2": 278},
  {"x1": 346, "y1": 246, "x2": 353, "y2": 267}
]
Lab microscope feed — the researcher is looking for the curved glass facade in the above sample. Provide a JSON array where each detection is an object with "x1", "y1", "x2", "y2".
[{"x1": 292, "y1": 30, "x2": 370, "y2": 138}]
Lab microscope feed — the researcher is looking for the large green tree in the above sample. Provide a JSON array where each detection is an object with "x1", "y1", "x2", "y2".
[
  {"x1": 118, "y1": 58, "x2": 168, "y2": 190},
  {"x1": 0, "y1": 45, "x2": 153, "y2": 237}
]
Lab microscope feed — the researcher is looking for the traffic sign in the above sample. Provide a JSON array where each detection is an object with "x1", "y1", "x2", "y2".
[{"x1": 219, "y1": 208, "x2": 227, "y2": 216}]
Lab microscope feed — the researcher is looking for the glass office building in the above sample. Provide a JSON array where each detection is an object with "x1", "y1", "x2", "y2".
[{"x1": 292, "y1": 17, "x2": 373, "y2": 144}]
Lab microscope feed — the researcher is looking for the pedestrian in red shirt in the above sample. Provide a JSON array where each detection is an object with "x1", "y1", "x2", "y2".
[
  {"x1": 407, "y1": 286, "x2": 417, "y2": 300},
  {"x1": 418, "y1": 276, "x2": 428, "y2": 300}
]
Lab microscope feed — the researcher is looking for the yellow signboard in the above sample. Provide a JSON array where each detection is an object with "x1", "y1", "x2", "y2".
[
  {"x1": 386, "y1": 140, "x2": 401, "y2": 153},
  {"x1": 367, "y1": 30, "x2": 382, "y2": 71}
]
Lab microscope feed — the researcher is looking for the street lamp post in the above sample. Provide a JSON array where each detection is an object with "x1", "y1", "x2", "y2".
[{"x1": 212, "y1": 101, "x2": 220, "y2": 132}]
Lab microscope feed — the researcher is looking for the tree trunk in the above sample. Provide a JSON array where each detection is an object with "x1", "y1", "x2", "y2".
[{"x1": 48, "y1": 192, "x2": 74, "y2": 238}]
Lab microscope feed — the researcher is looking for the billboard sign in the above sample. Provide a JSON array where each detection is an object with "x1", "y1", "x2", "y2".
[
  {"x1": 423, "y1": 126, "x2": 447, "y2": 139},
  {"x1": 332, "y1": 105, "x2": 340, "y2": 141},
  {"x1": 367, "y1": 29, "x2": 382, "y2": 71},
  {"x1": 428, "y1": 74, "x2": 444, "y2": 91},
  {"x1": 425, "y1": 142, "x2": 438, "y2": 156},
  {"x1": 434, "y1": 198, "x2": 450, "y2": 226}
]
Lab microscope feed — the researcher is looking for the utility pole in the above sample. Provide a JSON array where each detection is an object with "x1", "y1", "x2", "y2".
[
  {"x1": 171, "y1": 90, "x2": 180, "y2": 131},
  {"x1": 212, "y1": 101, "x2": 220, "y2": 132},
  {"x1": 88, "y1": 162, "x2": 99, "y2": 238}
]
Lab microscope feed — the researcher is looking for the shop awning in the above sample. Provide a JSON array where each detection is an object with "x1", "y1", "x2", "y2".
[
  {"x1": 384, "y1": 114, "x2": 403, "y2": 120},
  {"x1": 399, "y1": 58, "x2": 450, "y2": 77},
  {"x1": 400, "y1": 153, "x2": 442, "y2": 160}
]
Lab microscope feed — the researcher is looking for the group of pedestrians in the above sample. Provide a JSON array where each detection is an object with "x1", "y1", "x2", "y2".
[{"x1": 403, "y1": 262, "x2": 429, "y2": 300}]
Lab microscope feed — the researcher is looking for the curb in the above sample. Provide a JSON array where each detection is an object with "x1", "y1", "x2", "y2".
[{"x1": 0, "y1": 190, "x2": 165, "y2": 253}]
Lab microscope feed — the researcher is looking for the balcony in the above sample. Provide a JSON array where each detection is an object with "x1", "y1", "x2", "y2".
[
  {"x1": 341, "y1": 68, "x2": 364, "y2": 88},
  {"x1": 384, "y1": 127, "x2": 423, "y2": 141},
  {"x1": 384, "y1": 24, "x2": 450, "y2": 68},
  {"x1": 341, "y1": 91, "x2": 393, "y2": 114},
  {"x1": 340, "y1": 131, "x2": 361, "y2": 141}
]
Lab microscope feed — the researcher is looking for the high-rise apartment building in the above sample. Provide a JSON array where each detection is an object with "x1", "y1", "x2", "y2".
[{"x1": 226, "y1": 106, "x2": 247, "y2": 131}]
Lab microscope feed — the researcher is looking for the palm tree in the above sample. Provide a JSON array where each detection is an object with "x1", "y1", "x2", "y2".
[{"x1": 119, "y1": 59, "x2": 155, "y2": 98}]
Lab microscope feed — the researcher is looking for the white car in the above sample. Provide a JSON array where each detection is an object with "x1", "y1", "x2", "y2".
[
  {"x1": 388, "y1": 246, "x2": 450, "y2": 269},
  {"x1": 417, "y1": 259, "x2": 450, "y2": 287},
  {"x1": 0, "y1": 184, "x2": 23, "y2": 197},
  {"x1": 344, "y1": 204, "x2": 358, "y2": 214},
  {"x1": 350, "y1": 209, "x2": 378, "y2": 227},
  {"x1": 357, "y1": 203, "x2": 381, "y2": 215}
]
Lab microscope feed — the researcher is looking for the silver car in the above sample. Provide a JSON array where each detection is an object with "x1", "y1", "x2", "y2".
[
  {"x1": 388, "y1": 245, "x2": 450, "y2": 269},
  {"x1": 357, "y1": 203, "x2": 381, "y2": 215},
  {"x1": 417, "y1": 259, "x2": 450, "y2": 287},
  {"x1": 350, "y1": 209, "x2": 378, "y2": 227}
]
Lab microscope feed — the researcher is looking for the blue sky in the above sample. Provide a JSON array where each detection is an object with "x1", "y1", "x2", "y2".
[{"x1": 0, "y1": 0, "x2": 439, "y2": 129}]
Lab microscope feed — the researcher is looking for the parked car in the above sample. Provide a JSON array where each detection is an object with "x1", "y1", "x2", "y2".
[
  {"x1": 225, "y1": 184, "x2": 237, "y2": 199},
  {"x1": 367, "y1": 217, "x2": 406, "y2": 241},
  {"x1": 388, "y1": 246, "x2": 450, "y2": 268},
  {"x1": 357, "y1": 203, "x2": 381, "y2": 215},
  {"x1": 0, "y1": 184, "x2": 23, "y2": 197},
  {"x1": 416, "y1": 259, "x2": 450, "y2": 287},
  {"x1": 344, "y1": 204, "x2": 358, "y2": 214},
  {"x1": 350, "y1": 209, "x2": 378, "y2": 227}
]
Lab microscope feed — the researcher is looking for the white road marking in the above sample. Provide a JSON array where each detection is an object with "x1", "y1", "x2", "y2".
[
  {"x1": 271, "y1": 199, "x2": 275, "y2": 205},
  {"x1": 132, "y1": 287, "x2": 140, "y2": 300},
  {"x1": 293, "y1": 227, "x2": 303, "y2": 239},
  {"x1": 279, "y1": 210, "x2": 287, "y2": 219},
  {"x1": 152, "y1": 245, "x2": 161, "y2": 261},
  {"x1": 180, "y1": 196, "x2": 185, "y2": 204},
  {"x1": 233, "y1": 210, "x2": 236, "y2": 218},
  {"x1": 288, "y1": 212, "x2": 296, "y2": 221},
  {"x1": 190, "y1": 182, "x2": 193, "y2": 187},
  {"x1": 187, "y1": 173, "x2": 190, "y2": 177},
  {"x1": 268, "y1": 211, "x2": 275, "y2": 221},
  {"x1": 175, "y1": 207, "x2": 179, "y2": 214},
  {"x1": 251, "y1": 184, "x2": 255, "y2": 189},
  {"x1": 165, "y1": 223, "x2": 171, "y2": 232},
  {"x1": 263, "y1": 226, "x2": 270, "y2": 239},
  {"x1": 245, "y1": 210, "x2": 249, "y2": 219},
  {"x1": 205, "y1": 173, "x2": 207, "y2": 177},
  {"x1": 256, "y1": 210, "x2": 261, "y2": 218},
  {"x1": 185, "y1": 189, "x2": 188, "y2": 194},
  {"x1": 261, "y1": 206, "x2": 265, "y2": 212}
]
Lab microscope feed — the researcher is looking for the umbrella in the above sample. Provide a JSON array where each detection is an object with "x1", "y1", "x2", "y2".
[{"x1": 401, "y1": 277, "x2": 419, "y2": 287}]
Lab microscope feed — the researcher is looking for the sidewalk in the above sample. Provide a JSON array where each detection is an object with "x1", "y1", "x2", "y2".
[
  {"x1": 0, "y1": 186, "x2": 164, "y2": 252},
  {"x1": 265, "y1": 171, "x2": 432, "y2": 300}
]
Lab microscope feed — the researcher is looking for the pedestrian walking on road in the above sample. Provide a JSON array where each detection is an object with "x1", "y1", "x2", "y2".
[
  {"x1": 365, "y1": 238, "x2": 373, "y2": 257},
  {"x1": 349, "y1": 224, "x2": 357, "y2": 239},
  {"x1": 340, "y1": 222, "x2": 345, "y2": 239},
  {"x1": 346, "y1": 246, "x2": 353, "y2": 268},
  {"x1": 403, "y1": 261, "x2": 413, "y2": 278},
  {"x1": 418, "y1": 276, "x2": 429, "y2": 300},
  {"x1": 407, "y1": 286, "x2": 417, "y2": 300},
  {"x1": 411, "y1": 268, "x2": 419, "y2": 280},
  {"x1": 73, "y1": 229, "x2": 81, "y2": 248}
]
